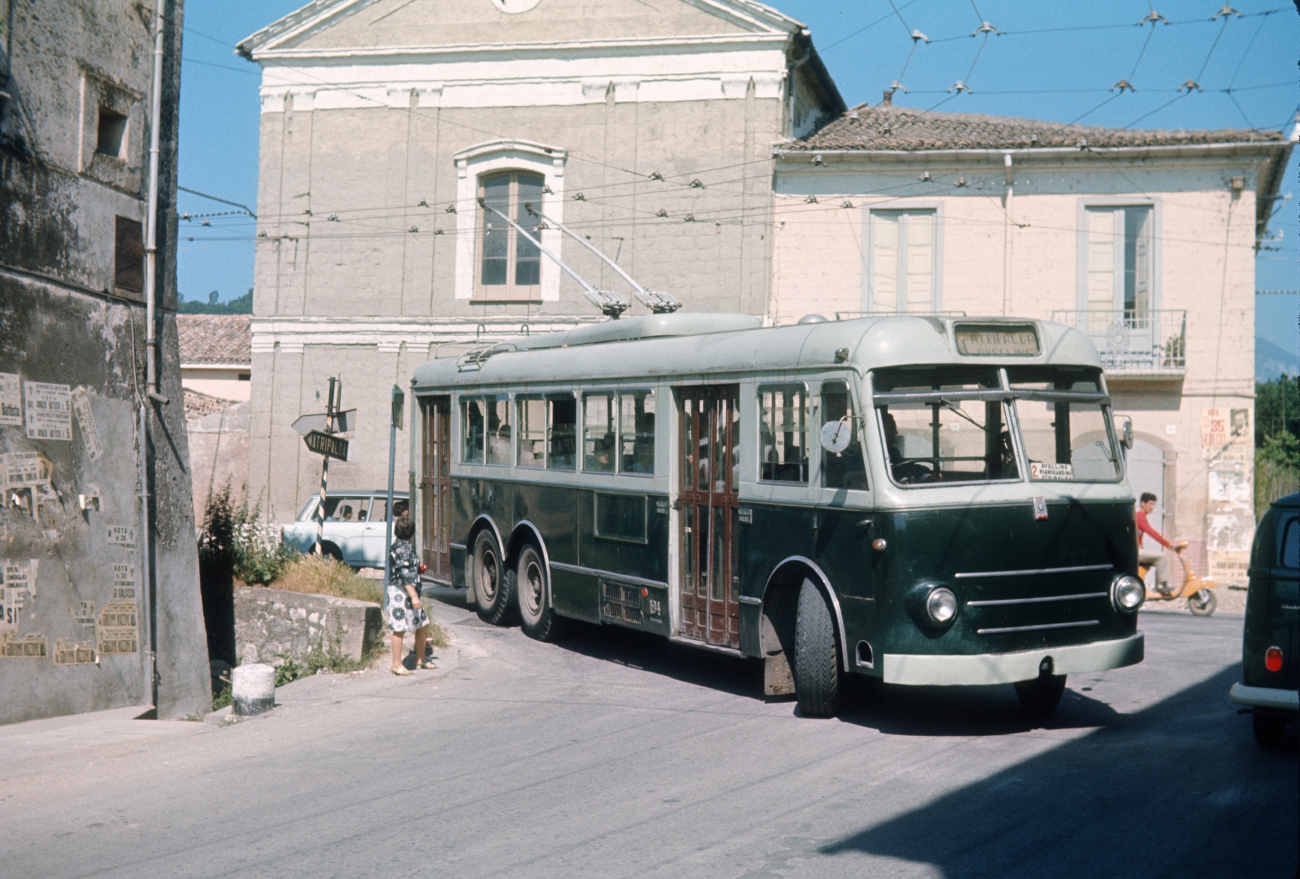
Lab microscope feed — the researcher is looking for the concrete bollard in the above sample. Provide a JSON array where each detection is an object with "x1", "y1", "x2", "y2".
[{"x1": 231, "y1": 663, "x2": 276, "y2": 717}]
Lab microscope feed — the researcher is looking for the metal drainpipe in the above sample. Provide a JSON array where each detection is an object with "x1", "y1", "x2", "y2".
[
  {"x1": 138, "y1": 0, "x2": 168, "y2": 713},
  {"x1": 1003, "y1": 153, "x2": 1014, "y2": 316},
  {"x1": 144, "y1": 0, "x2": 168, "y2": 405},
  {"x1": 138, "y1": 405, "x2": 156, "y2": 709}
]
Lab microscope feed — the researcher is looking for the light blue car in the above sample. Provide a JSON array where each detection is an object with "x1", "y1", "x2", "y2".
[{"x1": 281, "y1": 490, "x2": 409, "y2": 569}]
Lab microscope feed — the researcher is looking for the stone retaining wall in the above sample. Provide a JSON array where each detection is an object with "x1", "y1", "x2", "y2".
[{"x1": 234, "y1": 586, "x2": 382, "y2": 666}]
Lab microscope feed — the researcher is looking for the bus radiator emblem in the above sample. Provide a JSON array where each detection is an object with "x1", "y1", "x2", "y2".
[{"x1": 1033, "y1": 497, "x2": 1048, "y2": 520}]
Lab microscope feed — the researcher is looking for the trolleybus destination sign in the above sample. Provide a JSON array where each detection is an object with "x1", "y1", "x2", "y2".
[
  {"x1": 303, "y1": 430, "x2": 349, "y2": 461},
  {"x1": 954, "y1": 323, "x2": 1041, "y2": 356}
]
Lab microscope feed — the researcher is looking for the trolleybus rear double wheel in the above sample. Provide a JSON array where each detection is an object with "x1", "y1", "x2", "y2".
[
  {"x1": 793, "y1": 579, "x2": 840, "y2": 718},
  {"x1": 517, "y1": 544, "x2": 563, "y2": 642},
  {"x1": 1187, "y1": 589, "x2": 1216, "y2": 617},
  {"x1": 1014, "y1": 671, "x2": 1067, "y2": 714},
  {"x1": 473, "y1": 530, "x2": 515, "y2": 626}
]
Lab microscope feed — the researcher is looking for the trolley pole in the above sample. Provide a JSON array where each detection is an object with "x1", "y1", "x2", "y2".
[
  {"x1": 382, "y1": 384, "x2": 404, "y2": 592},
  {"x1": 315, "y1": 377, "x2": 339, "y2": 554}
]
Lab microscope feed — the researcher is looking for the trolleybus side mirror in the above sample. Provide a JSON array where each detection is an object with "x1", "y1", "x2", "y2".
[{"x1": 1116, "y1": 416, "x2": 1133, "y2": 450}]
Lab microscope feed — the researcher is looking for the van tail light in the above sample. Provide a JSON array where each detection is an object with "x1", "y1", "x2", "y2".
[{"x1": 1265, "y1": 647, "x2": 1283, "y2": 673}]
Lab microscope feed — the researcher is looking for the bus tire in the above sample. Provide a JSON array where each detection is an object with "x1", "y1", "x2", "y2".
[
  {"x1": 794, "y1": 578, "x2": 840, "y2": 718},
  {"x1": 319, "y1": 542, "x2": 344, "y2": 563},
  {"x1": 517, "y1": 544, "x2": 563, "y2": 642},
  {"x1": 473, "y1": 530, "x2": 514, "y2": 626},
  {"x1": 1014, "y1": 672, "x2": 1066, "y2": 714}
]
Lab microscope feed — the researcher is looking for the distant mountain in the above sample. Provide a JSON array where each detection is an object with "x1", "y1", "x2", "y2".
[{"x1": 1257, "y1": 337, "x2": 1299, "y2": 381}]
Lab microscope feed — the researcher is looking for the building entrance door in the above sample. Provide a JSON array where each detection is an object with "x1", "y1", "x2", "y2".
[
  {"x1": 420, "y1": 396, "x2": 452, "y2": 580},
  {"x1": 677, "y1": 385, "x2": 740, "y2": 649}
]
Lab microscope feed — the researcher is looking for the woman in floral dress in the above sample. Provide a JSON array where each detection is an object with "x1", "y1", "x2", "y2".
[{"x1": 387, "y1": 515, "x2": 432, "y2": 675}]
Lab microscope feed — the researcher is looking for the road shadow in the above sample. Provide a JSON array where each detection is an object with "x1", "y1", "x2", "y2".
[
  {"x1": 547, "y1": 619, "x2": 764, "y2": 701},
  {"x1": 819, "y1": 665, "x2": 1298, "y2": 878},
  {"x1": 834, "y1": 676, "x2": 1122, "y2": 737},
  {"x1": 516, "y1": 619, "x2": 1126, "y2": 734}
]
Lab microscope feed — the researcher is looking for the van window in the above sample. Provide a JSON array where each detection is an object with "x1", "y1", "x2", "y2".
[
  {"x1": 1281, "y1": 517, "x2": 1298, "y2": 570},
  {"x1": 821, "y1": 380, "x2": 867, "y2": 490},
  {"x1": 759, "y1": 384, "x2": 808, "y2": 483}
]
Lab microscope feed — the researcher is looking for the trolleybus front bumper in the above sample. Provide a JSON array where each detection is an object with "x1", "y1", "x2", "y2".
[{"x1": 880, "y1": 632, "x2": 1143, "y2": 686}]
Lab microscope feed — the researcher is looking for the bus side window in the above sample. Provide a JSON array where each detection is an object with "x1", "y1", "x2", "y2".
[
  {"x1": 583, "y1": 392, "x2": 616, "y2": 473},
  {"x1": 620, "y1": 390, "x2": 655, "y2": 475},
  {"x1": 759, "y1": 384, "x2": 808, "y2": 484},
  {"x1": 547, "y1": 393, "x2": 577, "y2": 471},
  {"x1": 821, "y1": 380, "x2": 868, "y2": 490},
  {"x1": 517, "y1": 395, "x2": 545, "y2": 468},
  {"x1": 461, "y1": 396, "x2": 485, "y2": 464},
  {"x1": 486, "y1": 394, "x2": 512, "y2": 466}
]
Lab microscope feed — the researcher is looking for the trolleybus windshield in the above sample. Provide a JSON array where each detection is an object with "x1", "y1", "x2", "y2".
[{"x1": 873, "y1": 366, "x2": 1121, "y2": 487}]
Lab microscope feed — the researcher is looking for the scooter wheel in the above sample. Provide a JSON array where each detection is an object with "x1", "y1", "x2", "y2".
[{"x1": 1188, "y1": 589, "x2": 1216, "y2": 617}]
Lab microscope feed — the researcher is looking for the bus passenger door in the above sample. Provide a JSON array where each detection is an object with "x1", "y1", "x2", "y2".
[
  {"x1": 420, "y1": 395, "x2": 452, "y2": 581},
  {"x1": 678, "y1": 385, "x2": 740, "y2": 649}
]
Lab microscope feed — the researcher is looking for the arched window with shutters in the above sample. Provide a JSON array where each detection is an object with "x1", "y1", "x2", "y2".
[{"x1": 477, "y1": 170, "x2": 544, "y2": 300}]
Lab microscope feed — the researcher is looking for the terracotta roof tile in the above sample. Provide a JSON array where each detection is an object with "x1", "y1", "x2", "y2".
[
  {"x1": 177, "y1": 315, "x2": 251, "y2": 365},
  {"x1": 786, "y1": 103, "x2": 1286, "y2": 152},
  {"x1": 184, "y1": 388, "x2": 236, "y2": 422}
]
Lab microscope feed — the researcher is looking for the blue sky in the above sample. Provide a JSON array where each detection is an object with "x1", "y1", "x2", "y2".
[{"x1": 176, "y1": 0, "x2": 1298, "y2": 354}]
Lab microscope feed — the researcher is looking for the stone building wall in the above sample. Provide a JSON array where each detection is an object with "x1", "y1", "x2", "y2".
[{"x1": 0, "y1": 0, "x2": 210, "y2": 723}]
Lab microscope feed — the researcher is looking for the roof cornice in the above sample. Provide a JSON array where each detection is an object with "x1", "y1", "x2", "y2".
[
  {"x1": 773, "y1": 141, "x2": 1291, "y2": 165},
  {"x1": 243, "y1": 32, "x2": 792, "y2": 65},
  {"x1": 238, "y1": 0, "x2": 802, "y2": 59}
]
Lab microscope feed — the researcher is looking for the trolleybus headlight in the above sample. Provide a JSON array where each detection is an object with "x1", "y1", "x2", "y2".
[
  {"x1": 926, "y1": 587, "x2": 958, "y2": 624},
  {"x1": 1112, "y1": 574, "x2": 1145, "y2": 612}
]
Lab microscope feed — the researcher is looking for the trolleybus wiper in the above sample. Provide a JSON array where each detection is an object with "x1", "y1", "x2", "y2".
[
  {"x1": 938, "y1": 396, "x2": 988, "y2": 432},
  {"x1": 478, "y1": 198, "x2": 631, "y2": 319},
  {"x1": 524, "y1": 203, "x2": 682, "y2": 314}
]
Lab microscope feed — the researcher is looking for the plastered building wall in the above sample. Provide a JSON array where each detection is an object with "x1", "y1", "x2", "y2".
[
  {"x1": 242, "y1": 0, "x2": 841, "y2": 520},
  {"x1": 771, "y1": 154, "x2": 1269, "y2": 582},
  {"x1": 0, "y1": 0, "x2": 210, "y2": 723}
]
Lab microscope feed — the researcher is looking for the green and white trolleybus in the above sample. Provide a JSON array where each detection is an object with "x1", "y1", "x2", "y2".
[{"x1": 410, "y1": 314, "x2": 1146, "y2": 717}]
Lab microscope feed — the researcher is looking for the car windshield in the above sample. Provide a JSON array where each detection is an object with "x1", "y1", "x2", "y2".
[{"x1": 873, "y1": 366, "x2": 1120, "y2": 487}]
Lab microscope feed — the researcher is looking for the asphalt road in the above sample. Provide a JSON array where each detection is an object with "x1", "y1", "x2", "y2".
[{"x1": 2, "y1": 600, "x2": 1295, "y2": 879}]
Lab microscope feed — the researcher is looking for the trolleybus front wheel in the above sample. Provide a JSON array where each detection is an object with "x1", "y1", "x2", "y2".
[
  {"x1": 794, "y1": 579, "x2": 840, "y2": 718},
  {"x1": 473, "y1": 530, "x2": 515, "y2": 626},
  {"x1": 518, "y1": 544, "x2": 563, "y2": 642},
  {"x1": 1014, "y1": 671, "x2": 1066, "y2": 714}
]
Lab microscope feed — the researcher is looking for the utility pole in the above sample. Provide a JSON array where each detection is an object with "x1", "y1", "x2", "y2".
[
  {"x1": 316, "y1": 377, "x2": 339, "y2": 554},
  {"x1": 382, "y1": 384, "x2": 404, "y2": 593}
]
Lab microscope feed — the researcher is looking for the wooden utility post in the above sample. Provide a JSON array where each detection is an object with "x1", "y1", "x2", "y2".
[{"x1": 315, "y1": 377, "x2": 339, "y2": 554}]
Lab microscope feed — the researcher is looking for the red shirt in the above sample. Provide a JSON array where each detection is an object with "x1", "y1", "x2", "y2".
[{"x1": 1136, "y1": 509, "x2": 1171, "y2": 548}]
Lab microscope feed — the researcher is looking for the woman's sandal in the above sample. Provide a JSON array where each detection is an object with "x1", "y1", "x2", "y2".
[
  {"x1": 417, "y1": 660, "x2": 437, "y2": 670},
  {"x1": 391, "y1": 666, "x2": 412, "y2": 676}
]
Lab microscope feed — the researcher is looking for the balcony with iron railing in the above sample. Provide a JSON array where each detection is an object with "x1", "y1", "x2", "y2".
[{"x1": 1050, "y1": 309, "x2": 1187, "y2": 378}]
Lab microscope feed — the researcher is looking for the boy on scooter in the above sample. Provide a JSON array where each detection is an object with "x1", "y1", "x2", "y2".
[{"x1": 1137, "y1": 493, "x2": 1185, "y2": 593}]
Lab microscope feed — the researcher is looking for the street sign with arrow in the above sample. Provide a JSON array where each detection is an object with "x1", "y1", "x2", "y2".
[
  {"x1": 304, "y1": 430, "x2": 349, "y2": 461},
  {"x1": 292, "y1": 409, "x2": 355, "y2": 436}
]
